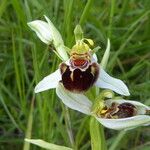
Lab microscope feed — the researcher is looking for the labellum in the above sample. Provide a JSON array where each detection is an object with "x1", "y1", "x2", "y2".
[
  {"x1": 60, "y1": 40, "x2": 99, "y2": 93},
  {"x1": 100, "y1": 102, "x2": 137, "y2": 119}
]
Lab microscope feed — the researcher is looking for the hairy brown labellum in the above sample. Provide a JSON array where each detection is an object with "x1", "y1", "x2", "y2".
[
  {"x1": 115, "y1": 103, "x2": 137, "y2": 118},
  {"x1": 100, "y1": 102, "x2": 137, "y2": 119},
  {"x1": 60, "y1": 61, "x2": 99, "y2": 93}
]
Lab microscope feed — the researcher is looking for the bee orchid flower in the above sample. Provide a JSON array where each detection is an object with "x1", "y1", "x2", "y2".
[
  {"x1": 28, "y1": 16, "x2": 130, "y2": 96},
  {"x1": 56, "y1": 83, "x2": 150, "y2": 130},
  {"x1": 28, "y1": 16, "x2": 150, "y2": 130}
]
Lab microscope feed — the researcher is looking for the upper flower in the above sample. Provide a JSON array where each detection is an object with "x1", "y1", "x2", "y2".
[{"x1": 28, "y1": 16, "x2": 130, "y2": 96}]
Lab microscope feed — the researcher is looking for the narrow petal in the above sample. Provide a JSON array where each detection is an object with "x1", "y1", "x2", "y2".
[
  {"x1": 100, "y1": 38, "x2": 110, "y2": 69},
  {"x1": 95, "y1": 115, "x2": 150, "y2": 130},
  {"x1": 28, "y1": 20, "x2": 52, "y2": 44},
  {"x1": 95, "y1": 68, "x2": 130, "y2": 96},
  {"x1": 56, "y1": 83, "x2": 92, "y2": 115},
  {"x1": 35, "y1": 69, "x2": 61, "y2": 93}
]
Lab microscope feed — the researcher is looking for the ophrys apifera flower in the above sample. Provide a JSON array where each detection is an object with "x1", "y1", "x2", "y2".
[
  {"x1": 56, "y1": 84, "x2": 150, "y2": 130},
  {"x1": 28, "y1": 16, "x2": 130, "y2": 96}
]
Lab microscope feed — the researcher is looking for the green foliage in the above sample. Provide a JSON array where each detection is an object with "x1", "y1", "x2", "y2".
[
  {"x1": 25, "y1": 139, "x2": 73, "y2": 150},
  {"x1": 0, "y1": 0, "x2": 150, "y2": 150}
]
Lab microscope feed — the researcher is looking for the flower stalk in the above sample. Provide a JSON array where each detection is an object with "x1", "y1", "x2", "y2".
[
  {"x1": 89, "y1": 41, "x2": 112, "y2": 149},
  {"x1": 90, "y1": 117, "x2": 107, "y2": 150}
]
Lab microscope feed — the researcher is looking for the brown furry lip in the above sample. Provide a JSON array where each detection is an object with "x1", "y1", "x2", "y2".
[{"x1": 60, "y1": 61, "x2": 99, "y2": 93}]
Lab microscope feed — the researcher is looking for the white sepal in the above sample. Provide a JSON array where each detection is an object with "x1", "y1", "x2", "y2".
[
  {"x1": 35, "y1": 69, "x2": 61, "y2": 93},
  {"x1": 28, "y1": 20, "x2": 52, "y2": 44},
  {"x1": 44, "y1": 16, "x2": 68, "y2": 61},
  {"x1": 95, "y1": 115, "x2": 150, "y2": 130},
  {"x1": 44, "y1": 15, "x2": 64, "y2": 46},
  {"x1": 56, "y1": 83, "x2": 92, "y2": 115},
  {"x1": 95, "y1": 68, "x2": 130, "y2": 96}
]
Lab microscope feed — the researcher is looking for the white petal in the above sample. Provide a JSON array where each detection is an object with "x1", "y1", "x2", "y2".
[
  {"x1": 101, "y1": 38, "x2": 110, "y2": 69},
  {"x1": 105, "y1": 99, "x2": 150, "y2": 115},
  {"x1": 95, "y1": 68, "x2": 130, "y2": 96},
  {"x1": 28, "y1": 20, "x2": 52, "y2": 44},
  {"x1": 35, "y1": 69, "x2": 61, "y2": 93},
  {"x1": 56, "y1": 83, "x2": 92, "y2": 115},
  {"x1": 95, "y1": 115, "x2": 150, "y2": 130}
]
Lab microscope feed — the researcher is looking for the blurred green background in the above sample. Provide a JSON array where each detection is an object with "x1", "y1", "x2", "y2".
[{"x1": 0, "y1": 0, "x2": 150, "y2": 150}]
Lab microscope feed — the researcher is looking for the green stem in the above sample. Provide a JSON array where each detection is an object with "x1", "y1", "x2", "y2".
[
  {"x1": 23, "y1": 96, "x2": 35, "y2": 150},
  {"x1": 100, "y1": 125, "x2": 107, "y2": 150},
  {"x1": 90, "y1": 117, "x2": 107, "y2": 150}
]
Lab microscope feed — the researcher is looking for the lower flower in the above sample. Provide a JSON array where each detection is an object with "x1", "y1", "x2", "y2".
[{"x1": 56, "y1": 83, "x2": 150, "y2": 130}]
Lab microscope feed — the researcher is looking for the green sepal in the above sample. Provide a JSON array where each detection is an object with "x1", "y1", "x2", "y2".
[{"x1": 74, "y1": 25, "x2": 83, "y2": 42}]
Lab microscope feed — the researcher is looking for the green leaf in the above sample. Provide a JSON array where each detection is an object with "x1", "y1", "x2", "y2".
[{"x1": 25, "y1": 139, "x2": 73, "y2": 150}]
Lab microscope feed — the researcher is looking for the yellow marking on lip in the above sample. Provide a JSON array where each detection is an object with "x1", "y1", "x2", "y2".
[
  {"x1": 70, "y1": 72, "x2": 74, "y2": 81},
  {"x1": 100, "y1": 109, "x2": 108, "y2": 114},
  {"x1": 91, "y1": 66, "x2": 96, "y2": 76}
]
